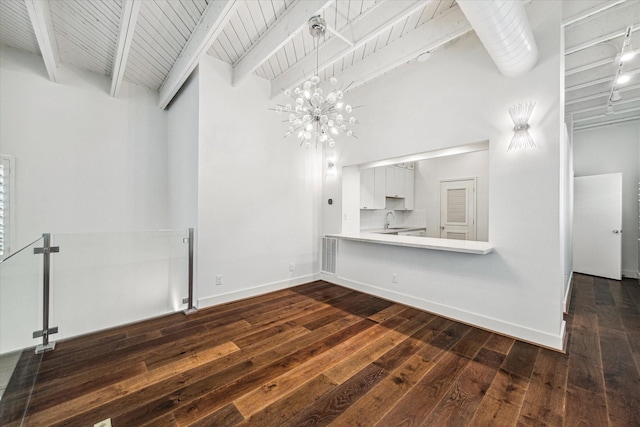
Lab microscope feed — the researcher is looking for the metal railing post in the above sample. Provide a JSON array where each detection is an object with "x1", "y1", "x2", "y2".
[
  {"x1": 33, "y1": 233, "x2": 59, "y2": 353},
  {"x1": 184, "y1": 228, "x2": 197, "y2": 315}
]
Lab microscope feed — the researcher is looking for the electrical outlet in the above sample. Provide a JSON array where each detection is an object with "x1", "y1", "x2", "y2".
[
  {"x1": 289, "y1": 263, "x2": 295, "y2": 272},
  {"x1": 392, "y1": 273, "x2": 397, "y2": 284},
  {"x1": 216, "y1": 275, "x2": 223, "y2": 286}
]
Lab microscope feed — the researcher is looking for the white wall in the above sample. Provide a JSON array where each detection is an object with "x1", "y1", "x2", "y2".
[
  {"x1": 0, "y1": 45, "x2": 174, "y2": 354},
  {"x1": 323, "y1": 2, "x2": 566, "y2": 349},
  {"x1": 573, "y1": 121, "x2": 640, "y2": 278},
  {"x1": 167, "y1": 69, "x2": 199, "y2": 230},
  {"x1": 0, "y1": 45, "x2": 168, "y2": 248},
  {"x1": 414, "y1": 150, "x2": 490, "y2": 241},
  {"x1": 196, "y1": 55, "x2": 322, "y2": 307}
]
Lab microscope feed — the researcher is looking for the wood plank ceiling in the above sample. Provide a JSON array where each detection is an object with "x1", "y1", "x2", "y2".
[{"x1": 0, "y1": 0, "x2": 639, "y2": 131}]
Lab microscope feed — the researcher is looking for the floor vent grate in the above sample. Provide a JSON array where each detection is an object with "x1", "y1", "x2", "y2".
[{"x1": 322, "y1": 237, "x2": 337, "y2": 274}]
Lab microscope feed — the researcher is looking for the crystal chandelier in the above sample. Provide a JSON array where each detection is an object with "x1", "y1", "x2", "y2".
[{"x1": 272, "y1": 15, "x2": 359, "y2": 148}]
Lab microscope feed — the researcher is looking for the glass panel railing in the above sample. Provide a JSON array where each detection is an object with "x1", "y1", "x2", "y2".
[
  {"x1": 49, "y1": 229, "x2": 190, "y2": 341},
  {"x1": 0, "y1": 237, "x2": 44, "y2": 425},
  {"x1": 0, "y1": 237, "x2": 43, "y2": 354}
]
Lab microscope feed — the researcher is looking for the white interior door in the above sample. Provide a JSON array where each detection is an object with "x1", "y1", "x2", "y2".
[
  {"x1": 440, "y1": 178, "x2": 476, "y2": 240},
  {"x1": 573, "y1": 173, "x2": 622, "y2": 280}
]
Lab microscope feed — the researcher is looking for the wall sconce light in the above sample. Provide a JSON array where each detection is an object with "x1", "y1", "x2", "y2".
[{"x1": 507, "y1": 101, "x2": 535, "y2": 151}]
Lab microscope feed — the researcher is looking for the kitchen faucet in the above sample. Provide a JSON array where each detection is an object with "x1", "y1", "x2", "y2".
[{"x1": 385, "y1": 211, "x2": 394, "y2": 229}]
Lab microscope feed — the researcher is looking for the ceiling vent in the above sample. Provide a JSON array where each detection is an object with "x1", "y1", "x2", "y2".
[{"x1": 457, "y1": 0, "x2": 538, "y2": 78}]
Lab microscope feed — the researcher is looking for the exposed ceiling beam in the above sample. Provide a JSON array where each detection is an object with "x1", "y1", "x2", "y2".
[
  {"x1": 566, "y1": 75, "x2": 611, "y2": 92},
  {"x1": 332, "y1": 6, "x2": 472, "y2": 93},
  {"x1": 110, "y1": 0, "x2": 141, "y2": 98},
  {"x1": 232, "y1": 0, "x2": 332, "y2": 87},
  {"x1": 562, "y1": 0, "x2": 628, "y2": 27},
  {"x1": 24, "y1": 0, "x2": 59, "y2": 82},
  {"x1": 566, "y1": 27, "x2": 630, "y2": 55},
  {"x1": 566, "y1": 66, "x2": 640, "y2": 92},
  {"x1": 270, "y1": 0, "x2": 426, "y2": 98},
  {"x1": 574, "y1": 116, "x2": 640, "y2": 131},
  {"x1": 570, "y1": 96, "x2": 640, "y2": 115},
  {"x1": 566, "y1": 82, "x2": 640, "y2": 105},
  {"x1": 565, "y1": 57, "x2": 614, "y2": 76},
  {"x1": 158, "y1": 0, "x2": 239, "y2": 109},
  {"x1": 573, "y1": 105, "x2": 640, "y2": 123}
]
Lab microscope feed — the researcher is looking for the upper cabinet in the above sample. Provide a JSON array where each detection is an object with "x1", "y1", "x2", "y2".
[
  {"x1": 360, "y1": 167, "x2": 386, "y2": 210},
  {"x1": 385, "y1": 166, "x2": 405, "y2": 198},
  {"x1": 404, "y1": 168, "x2": 415, "y2": 210},
  {"x1": 361, "y1": 164, "x2": 414, "y2": 210}
]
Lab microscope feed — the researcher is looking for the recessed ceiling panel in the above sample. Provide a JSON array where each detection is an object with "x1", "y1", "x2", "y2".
[
  {"x1": 0, "y1": 0, "x2": 40, "y2": 55},
  {"x1": 50, "y1": 0, "x2": 122, "y2": 76}
]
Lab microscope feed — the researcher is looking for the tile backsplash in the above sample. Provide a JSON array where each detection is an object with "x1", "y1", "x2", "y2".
[{"x1": 360, "y1": 208, "x2": 427, "y2": 230}]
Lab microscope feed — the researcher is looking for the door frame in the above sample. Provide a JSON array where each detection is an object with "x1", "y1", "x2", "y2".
[{"x1": 439, "y1": 177, "x2": 477, "y2": 241}]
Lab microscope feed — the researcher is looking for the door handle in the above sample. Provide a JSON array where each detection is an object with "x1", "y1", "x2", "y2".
[
  {"x1": 440, "y1": 226, "x2": 445, "y2": 230},
  {"x1": 612, "y1": 230, "x2": 621, "y2": 234}
]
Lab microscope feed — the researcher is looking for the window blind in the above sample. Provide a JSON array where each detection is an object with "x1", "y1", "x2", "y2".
[{"x1": 0, "y1": 156, "x2": 13, "y2": 258}]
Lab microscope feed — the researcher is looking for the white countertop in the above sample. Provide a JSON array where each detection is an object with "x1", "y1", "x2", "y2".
[
  {"x1": 326, "y1": 232, "x2": 494, "y2": 255},
  {"x1": 360, "y1": 227, "x2": 426, "y2": 234}
]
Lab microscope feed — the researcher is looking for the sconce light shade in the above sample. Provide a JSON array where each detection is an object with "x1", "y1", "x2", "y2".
[{"x1": 507, "y1": 101, "x2": 535, "y2": 151}]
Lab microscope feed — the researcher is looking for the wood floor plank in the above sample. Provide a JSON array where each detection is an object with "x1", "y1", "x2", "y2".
[
  {"x1": 483, "y1": 333, "x2": 515, "y2": 355},
  {"x1": 599, "y1": 327, "x2": 640, "y2": 425},
  {"x1": 63, "y1": 317, "x2": 356, "y2": 426},
  {"x1": 564, "y1": 384, "x2": 609, "y2": 427},
  {"x1": 236, "y1": 374, "x2": 337, "y2": 427},
  {"x1": 4, "y1": 277, "x2": 638, "y2": 427},
  {"x1": 373, "y1": 350, "x2": 471, "y2": 426},
  {"x1": 516, "y1": 348, "x2": 568, "y2": 426},
  {"x1": 372, "y1": 316, "x2": 451, "y2": 372},
  {"x1": 322, "y1": 311, "x2": 434, "y2": 384},
  {"x1": 468, "y1": 369, "x2": 529, "y2": 427},
  {"x1": 185, "y1": 402, "x2": 245, "y2": 427},
  {"x1": 234, "y1": 315, "x2": 409, "y2": 418},
  {"x1": 421, "y1": 357, "x2": 498, "y2": 427},
  {"x1": 169, "y1": 319, "x2": 377, "y2": 426},
  {"x1": 500, "y1": 340, "x2": 540, "y2": 380},
  {"x1": 287, "y1": 363, "x2": 389, "y2": 426},
  {"x1": 330, "y1": 352, "x2": 436, "y2": 427},
  {"x1": 22, "y1": 340, "x2": 244, "y2": 425}
]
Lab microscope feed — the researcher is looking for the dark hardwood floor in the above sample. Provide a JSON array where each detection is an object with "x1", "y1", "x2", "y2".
[{"x1": 1, "y1": 273, "x2": 639, "y2": 426}]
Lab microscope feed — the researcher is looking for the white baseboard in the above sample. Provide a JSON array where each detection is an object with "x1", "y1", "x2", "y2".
[
  {"x1": 622, "y1": 269, "x2": 638, "y2": 279},
  {"x1": 198, "y1": 273, "x2": 321, "y2": 309},
  {"x1": 564, "y1": 271, "x2": 574, "y2": 314},
  {"x1": 321, "y1": 273, "x2": 565, "y2": 351}
]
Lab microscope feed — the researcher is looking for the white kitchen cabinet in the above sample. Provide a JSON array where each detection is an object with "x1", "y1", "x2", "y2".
[
  {"x1": 385, "y1": 166, "x2": 405, "y2": 198},
  {"x1": 403, "y1": 169, "x2": 415, "y2": 210},
  {"x1": 360, "y1": 167, "x2": 386, "y2": 209}
]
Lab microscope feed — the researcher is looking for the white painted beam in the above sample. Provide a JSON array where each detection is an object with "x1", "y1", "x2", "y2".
[
  {"x1": 566, "y1": 66, "x2": 640, "y2": 92},
  {"x1": 566, "y1": 82, "x2": 640, "y2": 105},
  {"x1": 565, "y1": 58, "x2": 614, "y2": 76},
  {"x1": 573, "y1": 105, "x2": 640, "y2": 123},
  {"x1": 329, "y1": 6, "x2": 472, "y2": 93},
  {"x1": 566, "y1": 27, "x2": 634, "y2": 55},
  {"x1": 562, "y1": 0, "x2": 629, "y2": 27},
  {"x1": 573, "y1": 116, "x2": 640, "y2": 131},
  {"x1": 232, "y1": 0, "x2": 332, "y2": 87},
  {"x1": 570, "y1": 96, "x2": 640, "y2": 115},
  {"x1": 270, "y1": 0, "x2": 426, "y2": 98},
  {"x1": 24, "y1": 0, "x2": 59, "y2": 82},
  {"x1": 158, "y1": 0, "x2": 238, "y2": 109},
  {"x1": 110, "y1": 0, "x2": 141, "y2": 98}
]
